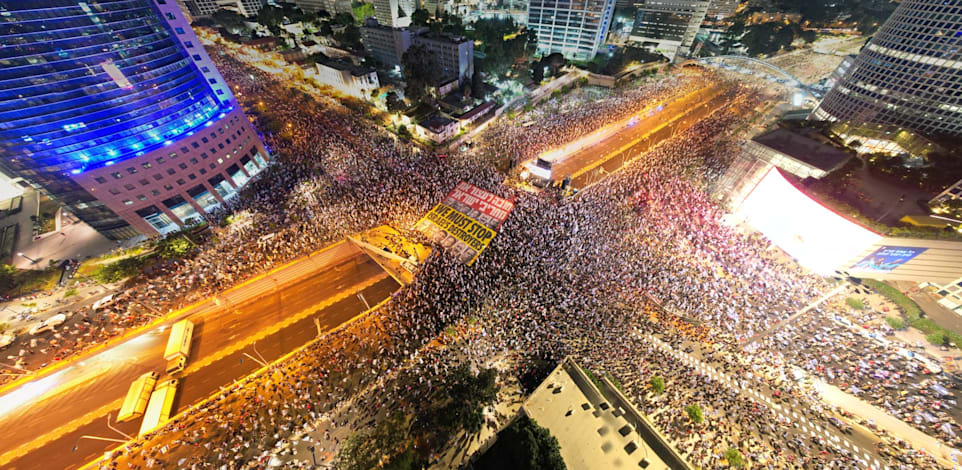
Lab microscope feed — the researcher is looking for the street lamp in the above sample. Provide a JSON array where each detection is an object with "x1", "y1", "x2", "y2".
[{"x1": 17, "y1": 252, "x2": 37, "y2": 263}]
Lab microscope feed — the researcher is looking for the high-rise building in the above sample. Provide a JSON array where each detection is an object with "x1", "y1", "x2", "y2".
[
  {"x1": 184, "y1": 0, "x2": 265, "y2": 17},
  {"x1": 527, "y1": 0, "x2": 616, "y2": 61},
  {"x1": 360, "y1": 19, "x2": 474, "y2": 84},
  {"x1": 0, "y1": 0, "x2": 269, "y2": 239},
  {"x1": 629, "y1": 0, "x2": 708, "y2": 62},
  {"x1": 293, "y1": 0, "x2": 351, "y2": 15},
  {"x1": 811, "y1": 0, "x2": 962, "y2": 138},
  {"x1": 360, "y1": 20, "x2": 415, "y2": 67},
  {"x1": 705, "y1": 0, "x2": 738, "y2": 22},
  {"x1": 374, "y1": 0, "x2": 415, "y2": 27}
]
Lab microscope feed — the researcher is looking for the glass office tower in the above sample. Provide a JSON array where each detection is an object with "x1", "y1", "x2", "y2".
[
  {"x1": 811, "y1": 0, "x2": 962, "y2": 138},
  {"x1": 0, "y1": 0, "x2": 268, "y2": 239}
]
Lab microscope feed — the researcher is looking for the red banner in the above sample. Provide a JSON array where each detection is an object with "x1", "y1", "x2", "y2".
[{"x1": 445, "y1": 181, "x2": 515, "y2": 229}]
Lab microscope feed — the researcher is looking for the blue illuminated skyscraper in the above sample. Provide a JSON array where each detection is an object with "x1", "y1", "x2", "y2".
[{"x1": 0, "y1": 0, "x2": 269, "y2": 239}]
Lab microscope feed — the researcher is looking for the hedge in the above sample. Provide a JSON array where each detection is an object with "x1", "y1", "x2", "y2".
[{"x1": 864, "y1": 279, "x2": 962, "y2": 348}]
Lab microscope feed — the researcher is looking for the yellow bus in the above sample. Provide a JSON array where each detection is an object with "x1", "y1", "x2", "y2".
[
  {"x1": 138, "y1": 378, "x2": 178, "y2": 437},
  {"x1": 117, "y1": 372, "x2": 158, "y2": 422}
]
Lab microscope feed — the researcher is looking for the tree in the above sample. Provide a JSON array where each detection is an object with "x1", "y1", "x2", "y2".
[
  {"x1": 156, "y1": 235, "x2": 193, "y2": 260},
  {"x1": 211, "y1": 9, "x2": 250, "y2": 35},
  {"x1": 336, "y1": 413, "x2": 408, "y2": 470},
  {"x1": 773, "y1": 24, "x2": 797, "y2": 51},
  {"x1": 684, "y1": 404, "x2": 704, "y2": 424},
  {"x1": 800, "y1": 29, "x2": 817, "y2": 44},
  {"x1": 649, "y1": 375, "x2": 665, "y2": 395},
  {"x1": 333, "y1": 12, "x2": 355, "y2": 25},
  {"x1": 397, "y1": 124, "x2": 410, "y2": 138},
  {"x1": 724, "y1": 447, "x2": 745, "y2": 468},
  {"x1": 0, "y1": 263, "x2": 16, "y2": 293},
  {"x1": 413, "y1": 365, "x2": 499, "y2": 445},
  {"x1": 530, "y1": 61, "x2": 544, "y2": 83},
  {"x1": 386, "y1": 92, "x2": 405, "y2": 113},
  {"x1": 335, "y1": 24, "x2": 363, "y2": 51},
  {"x1": 542, "y1": 53, "x2": 565, "y2": 77},
  {"x1": 352, "y1": 3, "x2": 375, "y2": 23},
  {"x1": 471, "y1": 70, "x2": 485, "y2": 98},
  {"x1": 401, "y1": 44, "x2": 441, "y2": 102},
  {"x1": 475, "y1": 415, "x2": 567, "y2": 470},
  {"x1": 412, "y1": 8, "x2": 431, "y2": 26}
]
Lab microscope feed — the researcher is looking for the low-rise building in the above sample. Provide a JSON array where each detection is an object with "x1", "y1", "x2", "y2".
[
  {"x1": 315, "y1": 59, "x2": 380, "y2": 98},
  {"x1": 519, "y1": 357, "x2": 693, "y2": 470},
  {"x1": 416, "y1": 114, "x2": 460, "y2": 143},
  {"x1": 745, "y1": 127, "x2": 853, "y2": 180}
]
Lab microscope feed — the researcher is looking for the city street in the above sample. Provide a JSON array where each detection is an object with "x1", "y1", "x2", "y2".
[
  {"x1": 549, "y1": 84, "x2": 730, "y2": 189},
  {"x1": 0, "y1": 242, "x2": 400, "y2": 470}
]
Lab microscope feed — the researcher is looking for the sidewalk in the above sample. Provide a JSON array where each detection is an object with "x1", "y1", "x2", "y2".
[{"x1": 10, "y1": 194, "x2": 119, "y2": 270}]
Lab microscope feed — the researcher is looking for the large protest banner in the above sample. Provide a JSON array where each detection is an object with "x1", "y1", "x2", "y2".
[{"x1": 416, "y1": 182, "x2": 514, "y2": 265}]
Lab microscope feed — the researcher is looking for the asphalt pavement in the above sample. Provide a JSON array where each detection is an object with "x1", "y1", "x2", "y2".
[
  {"x1": 564, "y1": 85, "x2": 731, "y2": 189},
  {"x1": 1, "y1": 245, "x2": 400, "y2": 470}
]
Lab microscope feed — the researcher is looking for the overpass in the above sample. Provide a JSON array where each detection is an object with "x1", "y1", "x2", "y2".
[{"x1": 695, "y1": 55, "x2": 823, "y2": 98}]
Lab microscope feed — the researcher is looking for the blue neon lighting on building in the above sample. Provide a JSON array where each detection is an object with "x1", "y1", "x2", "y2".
[{"x1": 0, "y1": 0, "x2": 227, "y2": 175}]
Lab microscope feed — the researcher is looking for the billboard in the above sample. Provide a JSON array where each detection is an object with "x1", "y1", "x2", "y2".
[
  {"x1": 737, "y1": 168, "x2": 883, "y2": 274},
  {"x1": 851, "y1": 246, "x2": 928, "y2": 272},
  {"x1": 416, "y1": 183, "x2": 514, "y2": 265}
]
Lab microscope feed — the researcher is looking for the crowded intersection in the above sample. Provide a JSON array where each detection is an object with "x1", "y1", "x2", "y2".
[{"x1": 15, "y1": 40, "x2": 958, "y2": 470}]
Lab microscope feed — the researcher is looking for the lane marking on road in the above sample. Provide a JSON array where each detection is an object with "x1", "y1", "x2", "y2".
[
  {"x1": 185, "y1": 272, "x2": 390, "y2": 376},
  {"x1": 0, "y1": 398, "x2": 124, "y2": 467}
]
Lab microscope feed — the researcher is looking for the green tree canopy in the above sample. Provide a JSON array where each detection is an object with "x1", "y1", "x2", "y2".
[
  {"x1": 649, "y1": 375, "x2": 665, "y2": 395},
  {"x1": 725, "y1": 447, "x2": 745, "y2": 468},
  {"x1": 336, "y1": 413, "x2": 408, "y2": 470},
  {"x1": 475, "y1": 415, "x2": 567, "y2": 470},
  {"x1": 412, "y1": 8, "x2": 431, "y2": 26},
  {"x1": 352, "y1": 3, "x2": 375, "y2": 23},
  {"x1": 685, "y1": 404, "x2": 704, "y2": 424},
  {"x1": 401, "y1": 44, "x2": 441, "y2": 101}
]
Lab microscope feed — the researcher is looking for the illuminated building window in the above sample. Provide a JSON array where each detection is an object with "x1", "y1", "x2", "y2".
[
  {"x1": 112, "y1": 172, "x2": 122, "y2": 179},
  {"x1": 123, "y1": 200, "x2": 133, "y2": 206}
]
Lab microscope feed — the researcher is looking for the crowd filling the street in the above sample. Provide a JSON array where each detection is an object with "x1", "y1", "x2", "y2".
[{"x1": 8, "y1": 42, "x2": 961, "y2": 470}]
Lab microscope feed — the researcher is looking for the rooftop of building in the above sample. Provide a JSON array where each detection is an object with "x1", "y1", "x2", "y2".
[
  {"x1": 752, "y1": 127, "x2": 853, "y2": 173},
  {"x1": 318, "y1": 58, "x2": 376, "y2": 76},
  {"x1": 414, "y1": 30, "x2": 470, "y2": 44},
  {"x1": 420, "y1": 114, "x2": 457, "y2": 132},
  {"x1": 522, "y1": 357, "x2": 692, "y2": 470}
]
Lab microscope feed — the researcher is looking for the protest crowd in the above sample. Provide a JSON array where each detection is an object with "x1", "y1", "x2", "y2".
[{"x1": 18, "y1": 41, "x2": 955, "y2": 470}]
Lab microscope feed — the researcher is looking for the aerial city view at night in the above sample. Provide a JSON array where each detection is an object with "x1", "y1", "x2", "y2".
[{"x1": 3, "y1": 0, "x2": 962, "y2": 468}]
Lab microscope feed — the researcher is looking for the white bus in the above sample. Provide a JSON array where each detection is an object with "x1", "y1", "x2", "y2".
[
  {"x1": 138, "y1": 379, "x2": 178, "y2": 437},
  {"x1": 117, "y1": 372, "x2": 159, "y2": 422},
  {"x1": 163, "y1": 319, "x2": 194, "y2": 375}
]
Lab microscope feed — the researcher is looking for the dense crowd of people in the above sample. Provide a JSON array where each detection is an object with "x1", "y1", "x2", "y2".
[{"x1": 13, "y1": 38, "x2": 954, "y2": 470}]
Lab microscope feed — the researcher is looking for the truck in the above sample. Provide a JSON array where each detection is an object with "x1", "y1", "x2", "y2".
[
  {"x1": 138, "y1": 378, "x2": 178, "y2": 437},
  {"x1": 163, "y1": 319, "x2": 194, "y2": 375},
  {"x1": 117, "y1": 371, "x2": 159, "y2": 422}
]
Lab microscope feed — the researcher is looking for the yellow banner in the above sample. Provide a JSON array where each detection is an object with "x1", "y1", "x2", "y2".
[{"x1": 419, "y1": 203, "x2": 497, "y2": 265}]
